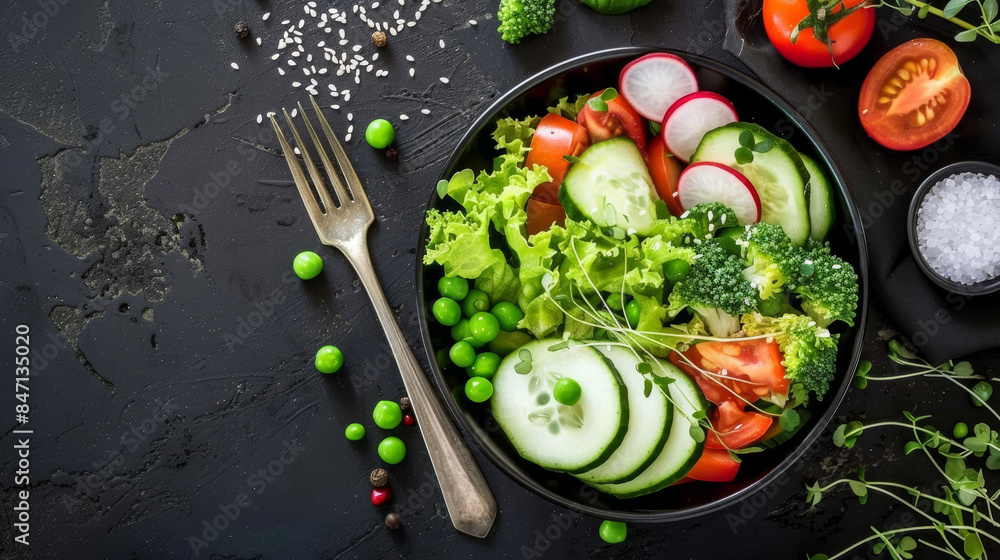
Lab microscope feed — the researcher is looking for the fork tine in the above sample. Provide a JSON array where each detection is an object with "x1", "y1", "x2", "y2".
[
  {"x1": 309, "y1": 96, "x2": 369, "y2": 206},
  {"x1": 298, "y1": 101, "x2": 354, "y2": 207},
  {"x1": 270, "y1": 113, "x2": 325, "y2": 219},
  {"x1": 282, "y1": 108, "x2": 340, "y2": 213}
]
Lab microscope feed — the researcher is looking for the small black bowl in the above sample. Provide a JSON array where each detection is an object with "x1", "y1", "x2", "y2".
[
  {"x1": 908, "y1": 161, "x2": 1000, "y2": 297},
  {"x1": 414, "y1": 47, "x2": 869, "y2": 522}
]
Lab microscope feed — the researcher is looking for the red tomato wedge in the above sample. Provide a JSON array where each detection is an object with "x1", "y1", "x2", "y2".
[
  {"x1": 646, "y1": 134, "x2": 684, "y2": 216},
  {"x1": 525, "y1": 113, "x2": 590, "y2": 202},
  {"x1": 705, "y1": 400, "x2": 774, "y2": 450},
  {"x1": 686, "y1": 448, "x2": 740, "y2": 482},
  {"x1": 858, "y1": 38, "x2": 971, "y2": 151},
  {"x1": 576, "y1": 89, "x2": 647, "y2": 156},
  {"x1": 695, "y1": 339, "x2": 789, "y2": 399},
  {"x1": 525, "y1": 196, "x2": 567, "y2": 236},
  {"x1": 763, "y1": 0, "x2": 875, "y2": 68},
  {"x1": 669, "y1": 344, "x2": 769, "y2": 406}
]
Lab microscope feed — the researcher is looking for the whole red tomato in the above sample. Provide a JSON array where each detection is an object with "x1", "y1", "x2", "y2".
[{"x1": 763, "y1": 0, "x2": 875, "y2": 68}]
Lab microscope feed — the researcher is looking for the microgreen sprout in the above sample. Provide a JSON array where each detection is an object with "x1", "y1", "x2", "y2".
[
  {"x1": 734, "y1": 129, "x2": 774, "y2": 164},
  {"x1": 586, "y1": 88, "x2": 619, "y2": 113},
  {"x1": 874, "y1": 0, "x2": 1000, "y2": 45}
]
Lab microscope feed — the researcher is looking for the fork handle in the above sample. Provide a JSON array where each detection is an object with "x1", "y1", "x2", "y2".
[{"x1": 341, "y1": 240, "x2": 497, "y2": 538}]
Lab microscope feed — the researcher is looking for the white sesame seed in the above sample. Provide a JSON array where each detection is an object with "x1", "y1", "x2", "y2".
[
  {"x1": 352, "y1": 5, "x2": 358, "y2": 13},
  {"x1": 439, "y1": 76, "x2": 449, "y2": 84},
  {"x1": 294, "y1": 147, "x2": 300, "y2": 155},
  {"x1": 271, "y1": 53, "x2": 280, "y2": 60},
  {"x1": 288, "y1": 59, "x2": 297, "y2": 66},
  {"x1": 263, "y1": 11, "x2": 270, "y2": 20},
  {"x1": 281, "y1": 19, "x2": 290, "y2": 24},
  {"x1": 415, "y1": 11, "x2": 421, "y2": 20},
  {"x1": 344, "y1": 92, "x2": 351, "y2": 101},
  {"x1": 318, "y1": 41, "x2": 325, "y2": 47},
  {"x1": 389, "y1": 27, "x2": 397, "y2": 36},
  {"x1": 294, "y1": 36, "x2": 302, "y2": 43},
  {"x1": 292, "y1": 81, "x2": 302, "y2": 87},
  {"x1": 267, "y1": 111, "x2": 276, "y2": 117},
  {"x1": 439, "y1": 39, "x2": 444, "y2": 48},
  {"x1": 409, "y1": 68, "x2": 415, "y2": 77},
  {"x1": 469, "y1": 19, "x2": 477, "y2": 25},
  {"x1": 308, "y1": 1, "x2": 316, "y2": 6},
  {"x1": 372, "y1": 52, "x2": 379, "y2": 61},
  {"x1": 406, "y1": 21, "x2": 415, "y2": 27},
  {"x1": 348, "y1": 125, "x2": 354, "y2": 133},
  {"x1": 421, "y1": 108, "x2": 430, "y2": 114},
  {"x1": 298, "y1": 18, "x2": 305, "y2": 27},
  {"x1": 400, "y1": 114, "x2": 409, "y2": 120},
  {"x1": 278, "y1": 39, "x2": 286, "y2": 49},
  {"x1": 406, "y1": 55, "x2": 414, "y2": 62},
  {"x1": 393, "y1": 9, "x2": 399, "y2": 18},
  {"x1": 278, "y1": 67, "x2": 285, "y2": 75},
  {"x1": 345, "y1": 133, "x2": 352, "y2": 141},
  {"x1": 230, "y1": 62, "x2": 239, "y2": 70},
  {"x1": 324, "y1": 27, "x2": 332, "y2": 33},
  {"x1": 256, "y1": 114, "x2": 263, "y2": 124},
  {"x1": 375, "y1": 21, "x2": 381, "y2": 31},
  {"x1": 331, "y1": 104, "x2": 340, "y2": 110},
  {"x1": 318, "y1": 68, "x2": 328, "y2": 74},
  {"x1": 352, "y1": 44, "x2": 362, "y2": 52},
  {"x1": 291, "y1": 108, "x2": 298, "y2": 117},
  {"x1": 339, "y1": 39, "x2": 349, "y2": 45},
  {"x1": 292, "y1": 50, "x2": 301, "y2": 57},
  {"x1": 372, "y1": 1, "x2": 380, "y2": 7},
  {"x1": 256, "y1": 37, "x2": 262, "y2": 45}
]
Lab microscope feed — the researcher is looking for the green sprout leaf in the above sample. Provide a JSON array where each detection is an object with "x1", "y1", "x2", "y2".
[
  {"x1": 643, "y1": 378, "x2": 652, "y2": 398},
  {"x1": 955, "y1": 28, "x2": 980, "y2": 42},
  {"x1": 943, "y1": 0, "x2": 975, "y2": 18},
  {"x1": 636, "y1": 361, "x2": 652, "y2": 375},
  {"x1": 888, "y1": 340, "x2": 917, "y2": 359},
  {"x1": 952, "y1": 361, "x2": 974, "y2": 376},
  {"x1": 805, "y1": 482, "x2": 824, "y2": 506},
  {"x1": 753, "y1": 140, "x2": 774, "y2": 153},
  {"x1": 547, "y1": 340, "x2": 570, "y2": 352},
  {"x1": 689, "y1": 425, "x2": 705, "y2": 442},
  {"x1": 738, "y1": 129, "x2": 755, "y2": 148},
  {"x1": 964, "y1": 532, "x2": 985, "y2": 559},
  {"x1": 780, "y1": 408, "x2": 801, "y2": 431},
  {"x1": 734, "y1": 147, "x2": 754, "y2": 165},
  {"x1": 562, "y1": 154, "x2": 581, "y2": 164},
  {"x1": 436, "y1": 179, "x2": 450, "y2": 198}
]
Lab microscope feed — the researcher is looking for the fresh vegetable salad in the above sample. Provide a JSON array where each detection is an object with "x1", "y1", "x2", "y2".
[{"x1": 422, "y1": 53, "x2": 859, "y2": 498}]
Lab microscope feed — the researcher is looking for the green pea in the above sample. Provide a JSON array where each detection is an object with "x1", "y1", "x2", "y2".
[
  {"x1": 315, "y1": 345, "x2": 344, "y2": 374},
  {"x1": 461, "y1": 289, "x2": 490, "y2": 318},
  {"x1": 378, "y1": 436, "x2": 406, "y2": 464},
  {"x1": 625, "y1": 300, "x2": 641, "y2": 329},
  {"x1": 469, "y1": 352, "x2": 500, "y2": 378},
  {"x1": 599, "y1": 520, "x2": 626, "y2": 544},
  {"x1": 449, "y1": 341, "x2": 476, "y2": 368},
  {"x1": 366, "y1": 119, "x2": 395, "y2": 149},
  {"x1": 373, "y1": 400, "x2": 403, "y2": 429},
  {"x1": 758, "y1": 294, "x2": 783, "y2": 316},
  {"x1": 606, "y1": 293, "x2": 624, "y2": 312},
  {"x1": 344, "y1": 423, "x2": 365, "y2": 441},
  {"x1": 553, "y1": 377, "x2": 582, "y2": 406},
  {"x1": 469, "y1": 312, "x2": 501, "y2": 343},
  {"x1": 293, "y1": 251, "x2": 323, "y2": 280},
  {"x1": 465, "y1": 376, "x2": 494, "y2": 402},
  {"x1": 435, "y1": 347, "x2": 451, "y2": 368},
  {"x1": 663, "y1": 259, "x2": 691, "y2": 283},
  {"x1": 491, "y1": 301, "x2": 525, "y2": 332},
  {"x1": 450, "y1": 319, "x2": 485, "y2": 348},
  {"x1": 438, "y1": 276, "x2": 469, "y2": 300},
  {"x1": 953, "y1": 422, "x2": 969, "y2": 439},
  {"x1": 432, "y1": 297, "x2": 462, "y2": 326},
  {"x1": 973, "y1": 381, "x2": 993, "y2": 407}
]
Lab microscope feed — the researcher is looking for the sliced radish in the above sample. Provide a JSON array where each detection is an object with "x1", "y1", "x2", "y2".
[
  {"x1": 618, "y1": 53, "x2": 698, "y2": 123},
  {"x1": 662, "y1": 92, "x2": 739, "y2": 163},
  {"x1": 677, "y1": 162, "x2": 761, "y2": 225}
]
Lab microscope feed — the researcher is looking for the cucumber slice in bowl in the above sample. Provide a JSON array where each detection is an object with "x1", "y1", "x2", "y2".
[
  {"x1": 800, "y1": 153, "x2": 835, "y2": 242},
  {"x1": 491, "y1": 339, "x2": 629, "y2": 473},
  {"x1": 559, "y1": 137, "x2": 660, "y2": 236},
  {"x1": 691, "y1": 122, "x2": 811, "y2": 246},
  {"x1": 591, "y1": 360, "x2": 707, "y2": 498},
  {"x1": 574, "y1": 345, "x2": 673, "y2": 484}
]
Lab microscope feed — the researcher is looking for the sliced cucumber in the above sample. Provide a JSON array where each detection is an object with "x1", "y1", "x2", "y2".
[
  {"x1": 574, "y1": 345, "x2": 672, "y2": 484},
  {"x1": 591, "y1": 360, "x2": 707, "y2": 498},
  {"x1": 800, "y1": 153, "x2": 835, "y2": 242},
  {"x1": 691, "y1": 122, "x2": 811, "y2": 246},
  {"x1": 559, "y1": 136, "x2": 660, "y2": 236},
  {"x1": 491, "y1": 339, "x2": 629, "y2": 473}
]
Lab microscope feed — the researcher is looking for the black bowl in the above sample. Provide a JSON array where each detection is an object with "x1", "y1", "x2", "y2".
[
  {"x1": 414, "y1": 47, "x2": 869, "y2": 522},
  {"x1": 908, "y1": 161, "x2": 1000, "y2": 296}
]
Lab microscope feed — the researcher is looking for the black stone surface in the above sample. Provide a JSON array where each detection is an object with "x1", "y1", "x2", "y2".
[{"x1": 0, "y1": 1, "x2": 997, "y2": 559}]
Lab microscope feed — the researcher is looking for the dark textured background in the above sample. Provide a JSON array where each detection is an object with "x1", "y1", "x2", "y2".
[{"x1": 0, "y1": 0, "x2": 998, "y2": 558}]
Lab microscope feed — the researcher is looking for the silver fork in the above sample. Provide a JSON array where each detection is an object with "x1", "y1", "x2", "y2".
[{"x1": 270, "y1": 97, "x2": 496, "y2": 538}]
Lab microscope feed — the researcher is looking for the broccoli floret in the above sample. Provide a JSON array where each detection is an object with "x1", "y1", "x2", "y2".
[
  {"x1": 666, "y1": 241, "x2": 758, "y2": 337},
  {"x1": 739, "y1": 222, "x2": 803, "y2": 300},
  {"x1": 792, "y1": 242, "x2": 859, "y2": 327},
  {"x1": 680, "y1": 202, "x2": 741, "y2": 243},
  {"x1": 497, "y1": 0, "x2": 556, "y2": 44},
  {"x1": 742, "y1": 312, "x2": 839, "y2": 401}
]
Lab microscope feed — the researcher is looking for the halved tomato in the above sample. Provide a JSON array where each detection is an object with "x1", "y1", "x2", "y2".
[
  {"x1": 576, "y1": 89, "x2": 647, "y2": 156},
  {"x1": 858, "y1": 38, "x2": 971, "y2": 151},
  {"x1": 525, "y1": 112, "x2": 590, "y2": 202},
  {"x1": 695, "y1": 338, "x2": 789, "y2": 399},
  {"x1": 525, "y1": 196, "x2": 567, "y2": 236},
  {"x1": 647, "y1": 134, "x2": 684, "y2": 216},
  {"x1": 669, "y1": 345, "x2": 765, "y2": 405},
  {"x1": 686, "y1": 448, "x2": 740, "y2": 482}
]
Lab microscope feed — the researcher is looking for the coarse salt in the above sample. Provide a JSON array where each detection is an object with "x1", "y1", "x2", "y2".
[{"x1": 916, "y1": 171, "x2": 1000, "y2": 285}]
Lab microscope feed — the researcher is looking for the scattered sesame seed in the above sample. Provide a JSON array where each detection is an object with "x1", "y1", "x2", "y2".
[
  {"x1": 294, "y1": 147, "x2": 300, "y2": 155},
  {"x1": 345, "y1": 133, "x2": 352, "y2": 141},
  {"x1": 421, "y1": 108, "x2": 430, "y2": 114},
  {"x1": 256, "y1": 114, "x2": 263, "y2": 124},
  {"x1": 230, "y1": 62, "x2": 239, "y2": 70},
  {"x1": 288, "y1": 59, "x2": 297, "y2": 66},
  {"x1": 439, "y1": 76, "x2": 449, "y2": 84},
  {"x1": 291, "y1": 108, "x2": 298, "y2": 117},
  {"x1": 292, "y1": 81, "x2": 302, "y2": 87},
  {"x1": 278, "y1": 67, "x2": 285, "y2": 75},
  {"x1": 281, "y1": 19, "x2": 290, "y2": 24},
  {"x1": 439, "y1": 39, "x2": 444, "y2": 48},
  {"x1": 352, "y1": 44, "x2": 362, "y2": 52},
  {"x1": 409, "y1": 68, "x2": 415, "y2": 77},
  {"x1": 372, "y1": 52, "x2": 379, "y2": 60},
  {"x1": 256, "y1": 37, "x2": 262, "y2": 45},
  {"x1": 263, "y1": 12, "x2": 270, "y2": 20},
  {"x1": 400, "y1": 114, "x2": 409, "y2": 120},
  {"x1": 469, "y1": 19, "x2": 477, "y2": 25},
  {"x1": 271, "y1": 53, "x2": 280, "y2": 60},
  {"x1": 406, "y1": 55, "x2": 415, "y2": 62}
]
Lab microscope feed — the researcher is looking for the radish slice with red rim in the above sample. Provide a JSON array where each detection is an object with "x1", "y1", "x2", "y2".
[
  {"x1": 678, "y1": 162, "x2": 761, "y2": 225},
  {"x1": 619, "y1": 53, "x2": 698, "y2": 122},
  {"x1": 662, "y1": 92, "x2": 739, "y2": 163}
]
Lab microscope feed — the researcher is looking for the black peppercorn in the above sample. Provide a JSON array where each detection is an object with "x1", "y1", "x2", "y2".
[
  {"x1": 385, "y1": 147, "x2": 398, "y2": 161},
  {"x1": 370, "y1": 467, "x2": 389, "y2": 488},
  {"x1": 371, "y1": 30, "x2": 387, "y2": 47},
  {"x1": 234, "y1": 21, "x2": 250, "y2": 39},
  {"x1": 399, "y1": 395, "x2": 410, "y2": 411},
  {"x1": 385, "y1": 512, "x2": 402, "y2": 529}
]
